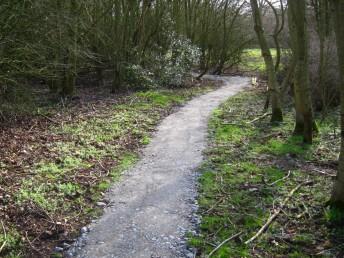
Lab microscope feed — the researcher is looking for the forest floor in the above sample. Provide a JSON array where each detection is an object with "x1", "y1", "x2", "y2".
[
  {"x1": 69, "y1": 76, "x2": 249, "y2": 258},
  {"x1": 1, "y1": 48, "x2": 341, "y2": 258},
  {"x1": 190, "y1": 84, "x2": 344, "y2": 257},
  {"x1": 0, "y1": 79, "x2": 221, "y2": 257}
]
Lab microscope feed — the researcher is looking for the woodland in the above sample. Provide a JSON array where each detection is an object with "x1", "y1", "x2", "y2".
[{"x1": 0, "y1": 0, "x2": 343, "y2": 257}]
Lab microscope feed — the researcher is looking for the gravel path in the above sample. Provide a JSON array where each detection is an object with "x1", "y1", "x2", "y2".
[{"x1": 69, "y1": 76, "x2": 250, "y2": 258}]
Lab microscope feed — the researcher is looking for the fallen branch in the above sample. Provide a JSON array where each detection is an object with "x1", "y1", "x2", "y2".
[
  {"x1": 0, "y1": 111, "x2": 6, "y2": 122},
  {"x1": 205, "y1": 198, "x2": 224, "y2": 214},
  {"x1": 221, "y1": 122, "x2": 247, "y2": 127},
  {"x1": 0, "y1": 220, "x2": 7, "y2": 253},
  {"x1": 245, "y1": 181, "x2": 313, "y2": 245},
  {"x1": 39, "y1": 114, "x2": 59, "y2": 125},
  {"x1": 247, "y1": 113, "x2": 272, "y2": 124},
  {"x1": 312, "y1": 168, "x2": 336, "y2": 178},
  {"x1": 25, "y1": 231, "x2": 43, "y2": 255},
  {"x1": 207, "y1": 232, "x2": 242, "y2": 257},
  {"x1": 267, "y1": 170, "x2": 291, "y2": 186}
]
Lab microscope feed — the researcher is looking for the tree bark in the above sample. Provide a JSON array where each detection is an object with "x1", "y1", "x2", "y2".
[
  {"x1": 312, "y1": 0, "x2": 329, "y2": 111},
  {"x1": 330, "y1": 0, "x2": 344, "y2": 205},
  {"x1": 111, "y1": 62, "x2": 122, "y2": 94},
  {"x1": 288, "y1": 0, "x2": 315, "y2": 143},
  {"x1": 250, "y1": 0, "x2": 283, "y2": 122}
]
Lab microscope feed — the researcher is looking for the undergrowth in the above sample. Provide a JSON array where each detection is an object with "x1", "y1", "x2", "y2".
[
  {"x1": 0, "y1": 84, "x2": 216, "y2": 257},
  {"x1": 190, "y1": 88, "x2": 343, "y2": 257}
]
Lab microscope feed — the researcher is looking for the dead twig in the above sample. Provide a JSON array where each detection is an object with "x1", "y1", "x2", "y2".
[
  {"x1": 207, "y1": 232, "x2": 242, "y2": 257},
  {"x1": 267, "y1": 170, "x2": 291, "y2": 186},
  {"x1": 0, "y1": 220, "x2": 7, "y2": 253},
  {"x1": 25, "y1": 232, "x2": 44, "y2": 256},
  {"x1": 205, "y1": 198, "x2": 224, "y2": 214},
  {"x1": 39, "y1": 114, "x2": 59, "y2": 125},
  {"x1": 129, "y1": 96, "x2": 138, "y2": 106},
  {"x1": 221, "y1": 122, "x2": 248, "y2": 127},
  {"x1": 245, "y1": 181, "x2": 313, "y2": 245},
  {"x1": 312, "y1": 168, "x2": 336, "y2": 178},
  {"x1": 247, "y1": 113, "x2": 272, "y2": 124}
]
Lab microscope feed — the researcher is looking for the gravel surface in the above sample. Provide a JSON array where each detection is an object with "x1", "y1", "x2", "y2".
[{"x1": 68, "y1": 76, "x2": 250, "y2": 258}]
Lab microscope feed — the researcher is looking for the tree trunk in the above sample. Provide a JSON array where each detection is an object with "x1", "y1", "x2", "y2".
[
  {"x1": 250, "y1": 0, "x2": 283, "y2": 122},
  {"x1": 96, "y1": 67, "x2": 104, "y2": 87},
  {"x1": 313, "y1": 0, "x2": 329, "y2": 111},
  {"x1": 62, "y1": 69, "x2": 75, "y2": 97},
  {"x1": 330, "y1": 0, "x2": 344, "y2": 205},
  {"x1": 111, "y1": 62, "x2": 122, "y2": 94},
  {"x1": 288, "y1": 0, "x2": 315, "y2": 144}
]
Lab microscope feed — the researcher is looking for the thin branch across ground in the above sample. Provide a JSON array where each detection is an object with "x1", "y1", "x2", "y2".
[{"x1": 190, "y1": 87, "x2": 342, "y2": 257}]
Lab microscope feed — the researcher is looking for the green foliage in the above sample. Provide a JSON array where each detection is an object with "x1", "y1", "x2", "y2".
[
  {"x1": 57, "y1": 183, "x2": 82, "y2": 197},
  {"x1": 97, "y1": 181, "x2": 111, "y2": 192},
  {"x1": 325, "y1": 206, "x2": 344, "y2": 225},
  {"x1": 17, "y1": 180, "x2": 58, "y2": 212},
  {"x1": 0, "y1": 0, "x2": 249, "y2": 115},
  {"x1": 35, "y1": 157, "x2": 88, "y2": 178},
  {"x1": 191, "y1": 89, "x2": 342, "y2": 257},
  {"x1": 5, "y1": 85, "x2": 217, "y2": 255},
  {"x1": 135, "y1": 91, "x2": 184, "y2": 107},
  {"x1": 239, "y1": 48, "x2": 284, "y2": 74},
  {"x1": 110, "y1": 153, "x2": 139, "y2": 178},
  {"x1": 215, "y1": 124, "x2": 252, "y2": 143},
  {"x1": 141, "y1": 135, "x2": 151, "y2": 145},
  {"x1": 253, "y1": 136, "x2": 308, "y2": 157},
  {"x1": 240, "y1": 48, "x2": 267, "y2": 72},
  {"x1": 0, "y1": 228, "x2": 22, "y2": 258}
]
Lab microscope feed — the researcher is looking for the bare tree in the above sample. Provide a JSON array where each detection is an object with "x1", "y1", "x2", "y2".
[
  {"x1": 288, "y1": 0, "x2": 316, "y2": 143},
  {"x1": 250, "y1": 0, "x2": 283, "y2": 122},
  {"x1": 330, "y1": 0, "x2": 344, "y2": 205}
]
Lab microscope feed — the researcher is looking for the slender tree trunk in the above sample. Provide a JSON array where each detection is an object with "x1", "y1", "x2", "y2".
[
  {"x1": 96, "y1": 67, "x2": 104, "y2": 87},
  {"x1": 250, "y1": 0, "x2": 283, "y2": 122},
  {"x1": 330, "y1": 0, "x2": 344, "y2": 205},
  {"x1": 313, "y1": 0, "x2": 329, "y2": 111},
  {"x1": 61, "y1": 53, "x2": 75, "y2": 96},
  {"x1": 62, "y1": 0, "x2": 78, "y2": 96},
  {"x1": 288, "y1": 0, "x2": 315, "y2": 143},
  {"x1": 319, "y1": 35, "x2": 326, "y2": 110},
  {"x1": 111, "y1": 62, "x2": 122, "y2": 93}
]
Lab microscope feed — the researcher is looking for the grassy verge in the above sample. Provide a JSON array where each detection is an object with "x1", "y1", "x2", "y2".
[
  {"x1": 239, "y1": 49, "x2": 273, "y2": 73},
  {"x1": 238, "y1": 48, "x2": 289, "y2": 75},
  {"x1": 0, "y1": 82, "x2": 218, "y2": 257},
  {"x1": 190, "y1": 87, "x2": 343, "y2": 257}
]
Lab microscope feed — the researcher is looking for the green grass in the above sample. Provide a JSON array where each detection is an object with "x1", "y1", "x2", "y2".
[
  {"x1": 0, "y1": 228, "x2": 23, "y2": 258},
  {"x1": 191, "y1": 89, "x2": 342, "y2": 257},
  {"x1": 135, "y1": 91, "x2": 185, "y2": 107},
  {"x1": 239, "y1": 48, "x2": 269, "y2": 72},
  {"x1": 14, "y1": 89, "x2": 205, "y2": 215},
  {"x1": 109, "y1": 153, "x2": 139, "y2": 178},
  {"x1": 5, "y1": 85, "x2": 216, "y2": 257},
  {"x1": 239, "y1": 48, "x2": 289, "y2": 74}
]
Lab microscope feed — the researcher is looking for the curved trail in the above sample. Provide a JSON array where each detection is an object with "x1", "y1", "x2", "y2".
[{"x1": 72, "y1": 76, "x2": 250, "y2": 258}]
